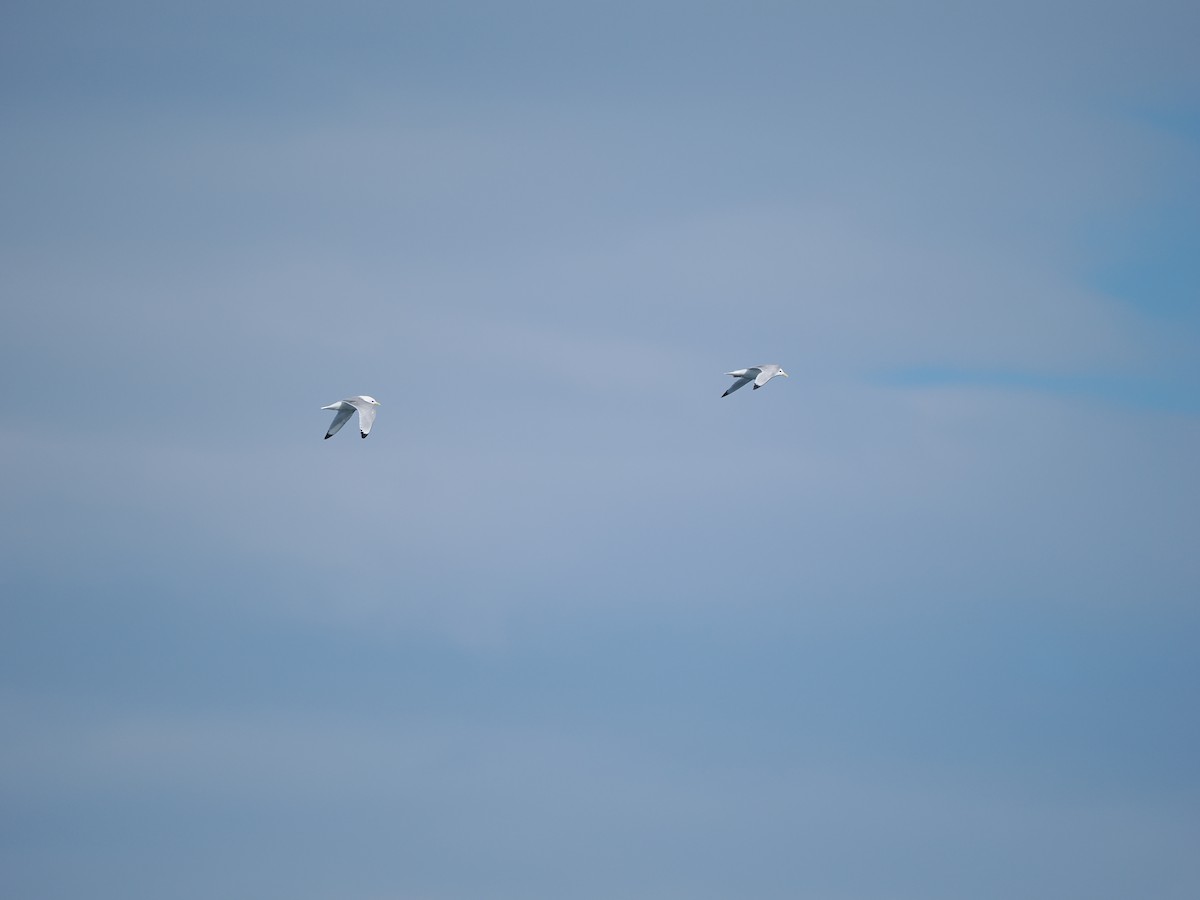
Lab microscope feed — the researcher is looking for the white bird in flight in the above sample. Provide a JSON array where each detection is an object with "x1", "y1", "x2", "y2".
[
  {"x1": 321, "y1": 395, "x2": 380, "y2": 439},
  {"x1": 722, "y1": 364, "x2": 788, "y2": 397}
]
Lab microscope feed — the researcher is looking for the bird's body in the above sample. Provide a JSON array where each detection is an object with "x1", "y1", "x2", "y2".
[
  {"x1": 722, "y1": 364, "x2": 787, "y2": 397},
  {"x1": 322, "y1": 395, "x2": 380, "y2": 439}
]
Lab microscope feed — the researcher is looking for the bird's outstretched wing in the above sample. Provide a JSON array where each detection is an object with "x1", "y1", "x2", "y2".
[
  {"x1": 722, "y1": 376, "x2": 754, "y2": 397},
  {"x1": 351, "y1": 399, "x2": 377, "y2": 438},
  {"x1": 324, "y1": 406, "x2": 354, "y2": 439},
  {"x1": 753, "y1": 364, "x2": 782, "y2": 388}
]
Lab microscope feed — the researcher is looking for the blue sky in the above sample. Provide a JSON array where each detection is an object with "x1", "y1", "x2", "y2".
[{"x1": 2, "y1": 2, "x2": 1199, "y2": 898}]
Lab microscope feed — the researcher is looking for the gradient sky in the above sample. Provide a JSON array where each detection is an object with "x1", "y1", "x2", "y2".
[{"x1": 2, "y1": 2, "x2": 1199, "y2": 898}]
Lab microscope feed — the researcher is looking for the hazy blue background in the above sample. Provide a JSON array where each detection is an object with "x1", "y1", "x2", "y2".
[{"x1": 3, "y1": 1, "x2": 1199, "y2": 897}]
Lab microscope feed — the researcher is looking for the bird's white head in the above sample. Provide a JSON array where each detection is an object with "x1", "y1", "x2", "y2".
[
  {"x1": 361, "y1": 396, "x2": 380, "y2": 405},
  {"x1": 779, "y1": 370, "x2": 788, "y2": 378}
]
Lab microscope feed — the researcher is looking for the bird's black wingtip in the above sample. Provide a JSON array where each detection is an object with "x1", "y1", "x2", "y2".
[
  {"x1": 361, "y1": 431, "x2": 368, "y2": 439},
  {"x1": 752, "y1": 384, "x2": 760, "y2": 390},
  {"x1": 324, "y1": 433, "x2": 333, "y2": 439}
]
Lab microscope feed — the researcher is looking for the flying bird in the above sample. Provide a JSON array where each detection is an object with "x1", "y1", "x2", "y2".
[
  {"x1": 321, "y1": 395, "x2": 380, "y2": 439},
  {"x1": 722, "y1": 364, "x2": 787, "y2": 397}
]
